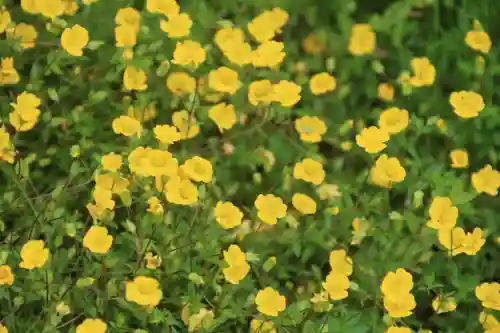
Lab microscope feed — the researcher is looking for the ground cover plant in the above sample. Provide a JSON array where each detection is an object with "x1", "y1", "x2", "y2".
[{"x1": 0, "y1": 0, "x2": 499, "y2": 332}]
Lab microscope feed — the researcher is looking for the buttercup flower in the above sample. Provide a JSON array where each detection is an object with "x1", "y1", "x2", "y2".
[
  {"x1": 0, "y1": 265, "x2": 14, "y2": 285},
  {"x1": 386, "y1": 326, "x2": 412, "y2": 333},
  {"x1": 449, "y1": 90, "x2": 485, "y2": 118},
  {"x1": 61, "y1": 24, "x2": 89, "y2": 56},
  {"x1": 172, "y1": 110, "x2": 200, "y2": 139},
  {"x1": 154, "y1": 124, "x2": 181, "y2": 145},
  {"x1": 147, "y1": 0, "x2": 179, "y2": 15},
  {"x1": 248, "y1": 80, "x2": 274, "y2": 106},
  {"x1": 370, "y1": 154, "x2": 406, "y2": 188},
  {"x1": 214, "y1": 201, "x2": 243, "y2": 229},
  {"x1": 295, "y1": 116, "x2": 327, "y2": 143},
  {"x1": 273, "y1": 80, "x2": 301, "y2": 107},
  {"x1": 115, "y1": 7, "x2": 140, "y2": 30},
  {"x1": 126, "y1": 276, "x2": 162, "y2": 307},
  {"x1": 145, "y1": 252, "x2": 162, "y2": 269},
  {"x1": 222, "y1": 245, "x2": 250, "y2": 284},
  {"x1": 356, "y1": 126, "x2": 389, "y2": 154},
  {"x1": 476, "y1": 282, "x2": 500, "y2": 310},
  {"x1": 160, "y1": 12, "x2": 192, "y2": 38},
  {"x1": 0, "y1": 8, "x2": 11, "y2": 34},
  {"x1": 377, "y1": 83, "x2": 394, "y2": 101},
  {"x1": 208, "y1": 103, "x2": 237, "y2": 132},
  {"x1": 432, "y1": 296, "x2": 457, "y2": 314},
  {"x1": 172, "y1": 40, "x2": 206, "y2": 67},
  {"x1": 450, "y1": 149, "x2": 469, "y2": 168},
  {"x1": 208, "y1": 67, "x2": 241, "y2": 95},
  {"x1": 378, "y1": 107, "x2": 409, "y2": 134},
  {"x1": 8, "y1": 23, "x2": 38, "y2": 49},
  {"x1": 348, "y1": 23, "x2": 375, "y2": 56},
  {"x1": 252, "y1": 41, "x2": 286, "y2": 68},
  {"x1": 83, "y1": 226, "x2": 113, "y2": 254},
  {"x1": 329, "y1": 249, "x2": 353, "y2": 276},
  {"x1": 164, "y1": 176, "x2": 198, "y2": 205},
  {"x1": 19, "y1": 240, "x2": 49, "y2": 269},
  {"x1": 250, "y1": 319, "x2": 276, "y2": 333},
  {"x1": 166, "y1": 72, "x2": 196, "y2": 95},
  {"x1": 323, "y1": 272, "x2": 350, "y2": 300},
  {"x1": 472, "y1": 164, "x2": 500, "y2": 196},
  {"x1": 465, "y1": 29, "x2": 491, "y2": 54},
  {"x1": 112, "y1": 115, "x2": 142, "y2": 137},
  {"x1": 101, "y1": 153, "x2": 122, "y2": 172},
  {"x1": 309, "y1": 72, "x2": 336, "y2": 95},
  {"x1": 409, "y1": 57, "x2": 436, "y2": 87},
  {"x1": 255, "y1": 287, "x2": 286, "y2": 316},
  {"x1": 293, "y1": 158, "x2": 325, "y2": 185},
  {"x1": 76, "y1": 318, "x2": 107, "y2": 333},
  {"x1": 292, "y1": 193, "x2": 317, "y2": 215},
  {"x1": 381, "y1": 268, "x2": 413, "y2": 297},
  {"x1": 123, "y1": 66, "x2": 148, "y2": 91},
  {"x1": 254, "y1": 194, "x2": 287, "y2": 225},
  {"x1": 427, "y1": 196, "x2": 458, "y2": 230},
  {"x1": 180, "y1": 156, "x2": 213, "y2": 183}
]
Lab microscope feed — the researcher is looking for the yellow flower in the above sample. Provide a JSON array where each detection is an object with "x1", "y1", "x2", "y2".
[
  {"x1": 172, "y1": 40, "x2": 206, "y2": 67},
  {"x1": 248, "y1": 80, "x2": 274, "y2": 106},
  {"x1": 172, "y1": 110, "x2": 200, "y2": 139},
  {"x1": 465, "y1": 29, "x2": 491, "y2": 54},
  {"x1": 146, "y1": 0, "x2": 179, "y2": 16},
  {"x1": 10, "y1": 91, "x2": 41, "y2": 132},
  {"x1": 381, "y1": 268, "x2": 413, "y2": 297},
  {"x1": 222, "y1": 245, "x2": 250, "y2": 284},
  {"x1": 383, "y1": 292, "x2": 416, "y2": 318},
  {"x1": 166, "y1": 72, "x2": 196, "y2": 95},
  {"x1": 255, "y1": 287, "x2": 286, "y2": 316},
  {"x1": 250, "y1": 319, "x2": 276, "y2": 333},
  {"x1": 479, "y1": 311, "x2": 500, "y2": 331},
  {"x1": 309, "y1": 72, "x2": 336, "y2": 95},
  {"x1": 187, "y1": 308, "x2": 215, "y2": 332},
  {"x1": 0, "y1": 8, "x2": 11, "y2": 34},
  {"x1": 254, "y1": 194, "x2": 287, "y2": 225},
  {"x1": 0, "y1": 265, "x2": 14, "y2": 285},
  {"x1": 426, "y1": 196, "x2": 458, "y2": 230},
  {"x1": 472, "y1": 164, "x2": 500, "y2": 196},
  {"x1": 449, "y1": 90, "x2": 485, "y2": 118},
  {"x1": 0, "y1": 57, "x2": 20, "y2": 85},
  {"x1": 329, "y1": 249, "x2": 353, "y2": 276},
  {"x1": 154, "y1": 124, "x2": 181, "y2": 145},
  {"x1": 295, "y1": 116, "x2": 327, "y2": 143},
  {"x1": 273, "y1": 80, "x2": 301, "y2": 107},
  {"x1": 214, "y1": 27, "x2": 245, "y2": 51},
  {"x1": 348, "y1": 23, "x2": 376, "y2": 56},
  {"x1": 19, "y1": 240, "x2": 49, "y2": 269},
  {"x1": 252, "y1": 41, "x2": 285, "y2": 68},
  {"x1": 370, "y1": 154, "x2": 406, "y2": 188},
  {"x1": 147, "y1": 197, "x2": 164, "y2": 215},
  {"x1": 145, "y1": 252, "x2": 162, "y2": 269},
  {"x1": 449, "y1": 149, "x2": 468, "y2": 168},
  {"x1": 112, "y1": 115, "x2": 142, "y2": 137},
  {"x1": 214, "y1": 201, "x2": 243, "y2": 229},
  {"x1": 63, "y1": 0, "x2": 79, "y2": 15},
  {"x1": 101, "y1": 153, "x2": 122, "y2": 172},
  {"x1": 409, "y1": 57, "x2": 436, "y2": 87},
  {"x1": 377, "y1": 83, "x2": 394, "y2": 101},
  {"x1": 432, "y1": 296, "x2": 457, "y2": 314},
  {"x1": 293, "y1": 158, "x2": 325, "y2": 185},
  {"x1": 115, "y1": 25, "x2": 137, "y2": 47},
  {"x1": 38, "y1": 0, "x2": 64, "y2": 18},
  {"x1": 9, "y1": 23, "x2": 37, "y2": 49},
  {"x1": 292, "y1": 193, "x2": 317, "y2": 215},
  {"x1": 83, "y1": 226, "x2": 113, "y2": 254},
  {"x1": 76, "y1": 318, "x2": 107, "y2": 333},
  {"x1": 144, "y1": 149, "x2": 179, "y2": 178},
  {"x1": 164, "y1": 176, "x2": 198, "y2": 205},
  {"x1": 302, "y1": 33, "x2": 325, "y2": 55},
  {"x1": 208, "y1": 67, "x2": 241, "y2": 95},
  {"x1": 223, "y1": 42, "x2": 253, "y2": 66},
  {"x1": 208, "y1": 103, "x2": 237, "y2": 132},
  {"x1": 95, "y1": 173, "x2": 129, "y2": 195},
  {"x1": 386, "y1": 326, "x2": 412, "y2": 333},
  {"x1": 317, "y1": 183, "x2": 341, "y2": 200},
  {"x1": 476, "y1": 282, "x2": 500, "y2": 310},
  {"x1": 438, "y1": 227, "x2": 467, "y2": 256},
  {"x1": 21, "y1": 0, "x2": 39, "y2": 14},
  {"x1": 125, "y1": 276, "x2": 162, "y2": 307},
  {"x1": 462, "y1": 227, "x2": 486, "y2": 255},
  {"x1": 123, "y1": 66, "x2": 147, "y2": 91},
  {"x1": 61, "y1": 24, "x2": 89, "y2": 56},
  {"x1": 115, "y1": 7, "x2": 140, "y2": 30},
  {"x1": 180, "y1": 156, "x2": 213, "y2": 183},
  {"x1": 355, "y1": 126, "x2": 389, "y2": 154},
  {"x1": 160, "y1": 13, "x2": 192, "y2": 38},
  {"x1": 323, "y1": 271, "x2": 349, "y2": 300},
  {"x1": 247, "y1": 9, "x2": 287, "y2": 42},
  {"x1": 378, "y1": 107, "x2": 409, "y2": 134}
]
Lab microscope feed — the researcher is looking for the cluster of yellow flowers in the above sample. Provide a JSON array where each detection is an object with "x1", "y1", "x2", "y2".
[
  {"x1": 380, "y1": 268, "x2": 416, "y2": 319},
  {"x1": 322, "y1": 249, "x2": 352, "y2": 301}
]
